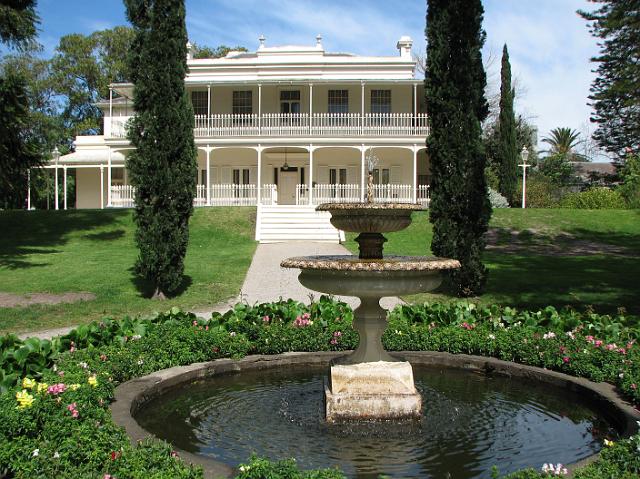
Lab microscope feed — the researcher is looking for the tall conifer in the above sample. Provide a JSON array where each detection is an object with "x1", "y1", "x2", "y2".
[
  {"x1": 497, "y1": 44, "x2": 518, "y2": 206},
  {"x1": 425, "y1": 0, "x2": 492, "y2": 296},
  {"x1": 124, "y1": 0, "x2": 197, "y2": 298}
]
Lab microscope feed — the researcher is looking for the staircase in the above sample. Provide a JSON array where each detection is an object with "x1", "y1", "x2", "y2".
[{"x1": 256, "y1": 204, "x2": 345, "y2": 243}]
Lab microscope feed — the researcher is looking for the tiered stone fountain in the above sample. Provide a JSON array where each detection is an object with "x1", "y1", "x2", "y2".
[{"x1": 281, "y1": 201, "x2": 460, "y2": 422}]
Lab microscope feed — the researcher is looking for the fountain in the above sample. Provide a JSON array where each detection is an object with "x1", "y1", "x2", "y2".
[{"x1": 280, "y1": 163, "x2": 460, "y2": 421}]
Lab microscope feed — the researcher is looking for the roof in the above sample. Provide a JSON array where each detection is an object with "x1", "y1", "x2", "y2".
[{"x1": 571, "y1": 162, "x2": 616, "y2": 177}]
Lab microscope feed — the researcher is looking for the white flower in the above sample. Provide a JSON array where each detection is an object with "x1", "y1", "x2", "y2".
[
  {"x1": 137, "y1": 359, "x2": 144, "y2": 365},
  {"x1": 488, "y1": 334, "x2": 496, "y2": 340},
  {"x1": 230, "y1": 331, "x2": 237, "y2": 337},
  {"x1": 32, "y1": 449, "x2": 39, "y2": 457},
  {"x1": 543, "y1": 332, "x2": 556, "y2": 340},
  {"x1": 131, "y1": 334, "x2": 142, "y2": 340},
  {"x1": 78, "y1": 362, "x2": 88, "y2": 369},
  {"x1": 619, "y1": 373, "x2": 625, "y2": 379},
  {"x1": 53, "y1": 451, "x2": 60, "y2": 459}
]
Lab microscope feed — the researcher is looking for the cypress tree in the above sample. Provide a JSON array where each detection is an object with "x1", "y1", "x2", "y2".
[
  {"x1": 425, "y1": 0, "x2": 492, "y2": 297},
  {"x1": 124, "y1": 0, "x2": 197, "y2": 299},
  {"x1": 497, "y1": 44, "x2": 519, "y2": 206}
]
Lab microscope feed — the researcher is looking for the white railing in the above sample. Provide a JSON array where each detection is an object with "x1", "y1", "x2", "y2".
[
  {"x1": 314, "y1": 184, "x2": 361, "y2": 204},
  {"x1": 110, "y1": 185, "x2": 135, "y2": 208},
  {"x1": 371, "y1": 184, "x2": 413, "y2": 203},
  {"x1": 417, "y1": 185, "x2": 431, "y2": 207},
  {"x1": 112, "y1": 113, "x2": 429, "y2": 139}
]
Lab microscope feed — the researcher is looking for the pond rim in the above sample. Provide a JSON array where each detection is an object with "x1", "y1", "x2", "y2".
[{"x1": 110, "y1": 351, "x2": 640, "y2": 479}]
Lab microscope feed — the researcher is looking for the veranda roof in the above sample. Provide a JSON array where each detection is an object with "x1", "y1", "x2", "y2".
[{"x1": 55, "y1": 149, "x2": 126, "y2": 166}]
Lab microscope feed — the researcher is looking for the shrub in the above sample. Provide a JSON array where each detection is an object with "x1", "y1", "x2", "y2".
[
  {"x1": 559, "y1": 187, "x2": 627, "y2": 209},
  {"x1": 618, "y1": 154, "x2": 640, "y2": 208},
  {"x1": 517, "y1": 175, "x2": 561, "y2": 208},
  {"x1": 489, "y1": 188, "x2": 510, "y2": 208}
]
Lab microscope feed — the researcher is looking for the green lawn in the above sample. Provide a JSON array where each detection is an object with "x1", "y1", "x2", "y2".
[
  {"x1": 345, "y1": 209, "x2": 640, "y2": 316},
  {"x1": 0, "y1": 208, "x2": 257, "y2": 334}
]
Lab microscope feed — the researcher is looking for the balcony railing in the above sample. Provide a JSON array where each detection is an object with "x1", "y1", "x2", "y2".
[
  {"x1": 295, "y1": 184, "x2": 431, "y2": 207},
  {"x1": 109, "y1": 113, "x2": 429, "y2": 139}
]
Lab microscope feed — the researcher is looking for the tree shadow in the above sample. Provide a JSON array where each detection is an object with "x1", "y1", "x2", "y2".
[
  {"x1": 83, "y1": 230, "x2": 126, "y2": 241},
  {"x1": 129, "y1": 267, "x2": 193, "y2": 299},
  {"x1": 0, "y1": 209, "x2": 128, "y2": 270}
]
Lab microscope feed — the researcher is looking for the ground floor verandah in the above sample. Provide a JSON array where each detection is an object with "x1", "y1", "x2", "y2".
[{"x1": 34, "y1": 144, "x2": 432, "y2": 209}]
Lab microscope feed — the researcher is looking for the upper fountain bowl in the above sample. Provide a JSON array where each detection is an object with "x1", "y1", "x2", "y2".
[{"x1": 317, "y1": 203, "x2": 424, "y2": 234}]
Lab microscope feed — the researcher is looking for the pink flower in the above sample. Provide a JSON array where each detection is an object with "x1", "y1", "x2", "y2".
[
  {"x1": 562, "y1": 356, "x2": 570, "y2": 364},
  {"x1": 192, "y1": 320, "x2": 198, "y2": 326},
  {"x1": 606, "y1": 343, "x2": 618, "y2": 351},
  {"x1": 330, "y1": 339, "x2": 338, "y2": 345},
  {"x1": 66, "y1": 402, "x2": 79, "y2": 418},
  {"x1": 293, "y1": 316, "x2": 311, "y2": 327},
  {"x1": 618, "y1": 348, "x2": 627, "y2": 355},
  {"x1": 460, "y1": 322, "x2": 475, "y2": 331},
  {"x1": 170, "y1": 450, "x2": 179, "y2": 457},
  {"x1": 100, "y1": 354, "x2": 108, "y2": 361},
  {"x1": 333, "y1": 331, "x2": 342, "y2": 337},
  {"x1": 47, "y1": 383, "x2": 67, "y2": 395},
  {"x1": 103, "y1": 475, "x2": 113, "y2": 479},
  {"x1": 594, "y1": 340, "x2": 603, "y2": 348},
  {"x1": 585, "y1": 335, "x2": 594, "y2": 343},
  {"x1": 631, "y1": 383, "x2": 637, "y2": 390},
  {"x1": 262, "y1": 315, "x2": 270, "y2": 323},
  {"x1": 57, "y1": 371, "x2": 64, "y2": 377}
]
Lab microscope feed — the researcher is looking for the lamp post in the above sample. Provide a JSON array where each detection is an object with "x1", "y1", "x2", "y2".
[
  {"x1": 519, "y1": 146, "x2": 530, "y2": 209},
  {"x1": 53, "y1": 146, "x2": 60, "y2": 211}
]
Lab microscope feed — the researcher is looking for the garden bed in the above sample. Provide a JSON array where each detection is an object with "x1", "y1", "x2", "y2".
[{"x1": 2, "y1": 298, "x2": 640, "y2": 478}]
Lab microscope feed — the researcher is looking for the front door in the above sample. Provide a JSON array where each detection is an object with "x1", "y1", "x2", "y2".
[{"x1": 278, "y1": 171, "x2": 298, "y2": 205}]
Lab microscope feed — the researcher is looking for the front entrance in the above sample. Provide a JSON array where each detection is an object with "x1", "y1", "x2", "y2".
[{"x1": 278, "y1": 171, "x2": 298, "y2": 205}]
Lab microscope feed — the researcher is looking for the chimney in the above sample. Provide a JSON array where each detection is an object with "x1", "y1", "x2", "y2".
[
  {"x1": 396, "y1": 36, "x2": 413, "y2": 58},
  {"x1": 186, "y1": 41, "x2": 193, "y2": 60}
]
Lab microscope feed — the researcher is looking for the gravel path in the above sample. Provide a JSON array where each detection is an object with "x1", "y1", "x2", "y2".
[{"x1": 16, "y1": 242, "x2": 403, "y2": 339}]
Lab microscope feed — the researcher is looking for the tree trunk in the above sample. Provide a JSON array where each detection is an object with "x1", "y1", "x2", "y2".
[{"x1": 152, "y1": 287, "x2": 166, "y2": 300}]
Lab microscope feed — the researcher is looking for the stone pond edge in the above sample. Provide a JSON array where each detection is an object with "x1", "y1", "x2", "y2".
[{"x1": 110, "y1": 351, "x2": 640, "y2": 479}]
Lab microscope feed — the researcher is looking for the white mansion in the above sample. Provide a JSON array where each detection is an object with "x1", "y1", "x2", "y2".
[{"x1": 45, "y1": 35, "x2": 431, "y2": 241}]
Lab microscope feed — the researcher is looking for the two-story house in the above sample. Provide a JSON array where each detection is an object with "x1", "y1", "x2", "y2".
[{"x1": 41, "y1": 35, "x2": 431, "y2": 241}]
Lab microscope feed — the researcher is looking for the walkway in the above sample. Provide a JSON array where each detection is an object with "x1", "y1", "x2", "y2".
[{"x1": 19, "y1": 242, "x2": 403, "y2": 339}]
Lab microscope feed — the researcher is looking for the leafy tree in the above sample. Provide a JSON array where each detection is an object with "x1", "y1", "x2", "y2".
[
  {"x1": 191, "y1": 43, "x2": 247, "y2": 59},
  {"x1": 49, "y1": 26, "x2": 135, "y2": 139},
  {"x1": 542, "y1": 127, "x2": 586, "y2": 160},
  {"x1": 125, "y1": 0, "x2": 197, "y2": 299},
  {"x1": 617, "y1": 153, "x2": 640, "y2": 208},
  {"x1": 538, "y1": 154, "x2": 575, "y2": 186},
  {"x1": 0, "y1": 0, "x2": 38, "y2": 49},
  {"x1": 579, "y1": 1, "x2": 640, "y2": 159},
  {"x1": 425, "y1": 0, "x2": 492, "y2": 297},
  {"x1": 0, "y1": 70, "x2": 40, "y2": 208},
  {"x1": 496, "y1": 44, "x2": 518, "y2": 206}
]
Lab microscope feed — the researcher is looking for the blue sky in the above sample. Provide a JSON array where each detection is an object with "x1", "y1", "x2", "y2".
[{"x1": 29, "y1": 0, "x2": 602, "y2": 156}]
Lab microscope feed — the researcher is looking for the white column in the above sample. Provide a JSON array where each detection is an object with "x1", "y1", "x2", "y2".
[
  {"x1": 107, "y1": 148, "x2": 112, "y2": 207},
  {"x1": 108, "y1": 88, "x2": 113, "y2": 136},
  {"x1": 258, "y1": 83, "x2": 262, "y2": 135},
  {"x1": 100, "y1": 166, "x2": 104, "y2": 209},
  {"x1": 206, "y1": 146, "x2": 211, "y2": 206},
  {"x1": 309, "y1": 145, "x2": 314, "y2": 205},
  {"x1": 257, "y1": 146, "x2": 262, "y2": 205},
  {"x1": 207, "y1": 84, "x2": 211, "y2": 134},
  {"x1": 309, "y1": 83, "x2": 313, "y2": 135},
  {"x1": 360, "y1": 145, "x2": 366, "y2": 202},
  {"x1": 413, "y1": 83, "x2": 417, "y2": 116},
  {"x1": 361, "y1": 81, "x2": 365, "y2": 116},
  {"x1": 63, "y1": 166, "x2": 68, "y2": 210},
  {"x1": 27, "y1": 169, "x2": 31, "y2": 210},
  {"x1": 412, "y1": 146, "x2": 418, "y2": 203},
  {"x1": 54, "y1": 164, "x2": 59, "y2": 210}
]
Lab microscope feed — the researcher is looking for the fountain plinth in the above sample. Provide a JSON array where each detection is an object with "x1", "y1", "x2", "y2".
[{"x1": 281, "y1": 202, "x2": 460, "y2": 422}]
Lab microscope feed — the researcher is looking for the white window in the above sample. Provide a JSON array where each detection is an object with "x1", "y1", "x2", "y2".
[
  {"x1": 328, "y1": 90, "x2": 348, "y2": 114},
  {"x1": 232, "y1": 91, "x2": 252, "y2": 115},
  {"x1": 191, "y1": 91, "x2": 208, "y2": 116},
  {"x1": 280, "y1": 90, "x2": 301, "y2": 114},
  {"x1": 372, "y1": 168, "x2": 390, "y2": 185},
  {"x1": 371, "y1": 90, "x2": 391, "y2": 114}
]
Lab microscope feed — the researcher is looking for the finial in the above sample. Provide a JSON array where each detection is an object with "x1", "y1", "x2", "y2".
[
  {"x1": 186, "y1": 41, "x2": 193, "y2": 59},
  {"x1": 258, "y1": 35, "x2": 266, "y2": 49},
  {"x1": 316, "y1": 34, "x2": 322, "y2": 47}
]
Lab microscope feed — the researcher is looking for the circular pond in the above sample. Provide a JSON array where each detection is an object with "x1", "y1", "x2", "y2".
[{"x1": 135, "y1": 364, "x2": 618, "y2": 478}]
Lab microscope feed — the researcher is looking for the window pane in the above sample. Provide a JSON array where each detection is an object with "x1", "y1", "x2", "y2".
[
  {"x1": 329, "y1": 169, "x2": 337, "y2": 185},
  {"x1": 233, "y1": 90, "x2": 252, "y2": 114},
  {"x1": 191, "y1": 91, "x2": 208, "y2": 116},
  {"x1": 339, "y1": 169, "x2": 347, "y2": 185},
  {"x1": 382, "y1": 169, "x2": 390, "y2": 185},
  {"x1": 371, "y1": 90, "x2": 391, "y2": 114},
  {"x1": 328, "y1": 89, "x2": 348, "y2": 114}
]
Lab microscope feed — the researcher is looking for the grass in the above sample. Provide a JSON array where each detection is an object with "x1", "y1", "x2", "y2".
[
  {"x1": 0, "y1": 208, "x2": 257, "y2": 334},
  {"x1": 345, "y1": 209, "x2": 640, "y2": 316}
]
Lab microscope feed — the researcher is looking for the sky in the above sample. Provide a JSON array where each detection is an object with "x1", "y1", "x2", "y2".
[{"x1": 26, "y1": 0, "x2": 603, "y2": 158}]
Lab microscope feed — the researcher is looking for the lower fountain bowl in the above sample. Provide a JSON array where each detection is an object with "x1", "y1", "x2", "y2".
[{"x1": 281, "y1": 255, "x2": 460, "y2": 297}]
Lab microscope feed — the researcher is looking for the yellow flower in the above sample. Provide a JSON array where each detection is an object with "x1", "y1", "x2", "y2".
[
  {"x1": 36, "y1": 382, "x2": 48, "y2": 394},
  {"x1": 15, "y1": 390, "x2": 35, "y2": 409},
  {"x1": 88, "y1": 376, "x2": 98, "y2": 388},
  {"x1": 22, "y1": 378, "x2": 37, "y2": 390},
  {"x1": 69, "y1": 384, "x2": 80, "y2": 391},
  {"x1": 604, "y1": 439, "x2": 615, "y2": 447}
]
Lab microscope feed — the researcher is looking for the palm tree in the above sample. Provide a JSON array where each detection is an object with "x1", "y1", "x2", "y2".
[{"x1": 542, "y1": 127, "x2": 586, "y2": 160}]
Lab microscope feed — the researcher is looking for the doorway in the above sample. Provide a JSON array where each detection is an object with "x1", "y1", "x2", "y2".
[{"x1": 278, "y1": 171, "x2": 298, "y2": 205}]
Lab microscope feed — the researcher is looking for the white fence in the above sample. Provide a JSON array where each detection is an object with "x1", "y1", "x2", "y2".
[
  {"x1": 417, "y1": 185, "x2": 431, "y2": 207},
  {"x1": 109, "y1": 184, "x2": 277, "y2": 208},
  {"x1": 294, "y1": 184, "x2": 431, "y2": 205},
  {"x1": 110, "y1": 185, "x2": 135, "y2": 208},
  {"x1": 112, "y1": 113, "x2": 429, "y2": 139}
]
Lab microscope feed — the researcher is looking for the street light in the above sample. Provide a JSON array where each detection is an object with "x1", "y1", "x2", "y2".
[
  {"x1": 519, "y1": 146, "x2": 530, "y2": 209},
  {"x1": 53, "y1": 146, "x2": 60, "y2": 211}
]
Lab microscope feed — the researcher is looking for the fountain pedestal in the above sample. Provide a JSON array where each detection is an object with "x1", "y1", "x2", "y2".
[
  {"x1": 281, "y1": 203, "x2": 460, "y2": 422},
  {"x1": 326, "y1": 361, "x2": 422, "y2": 422}
]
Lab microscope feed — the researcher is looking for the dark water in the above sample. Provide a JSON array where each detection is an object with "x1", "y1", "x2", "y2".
[{"x1": 136, "y1": 365, "x2": 617, "y2": 478}]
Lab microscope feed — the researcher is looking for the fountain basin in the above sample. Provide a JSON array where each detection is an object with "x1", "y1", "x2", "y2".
[
  {"x1": 316, "y1": 203, "x2": 424, "y2": 233},
  {"x1": 113, "y1": 352, "x2": 640, "y2": 479}
]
